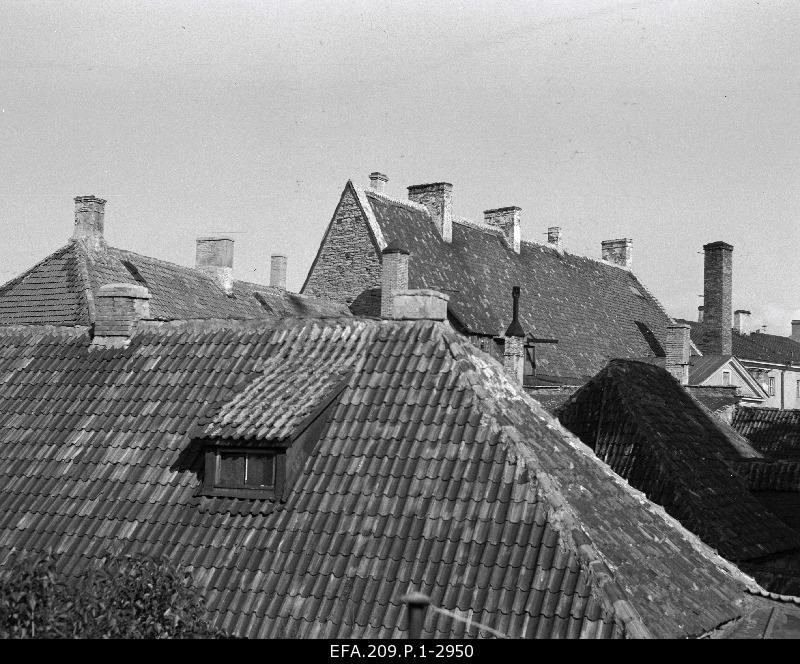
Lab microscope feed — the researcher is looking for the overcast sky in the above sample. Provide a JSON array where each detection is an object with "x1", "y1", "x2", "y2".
[{"x1": 1, "y1": 0, "x2": 798, "y2": 333}]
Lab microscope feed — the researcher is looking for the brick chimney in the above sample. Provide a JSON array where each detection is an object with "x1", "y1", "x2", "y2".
[
  {"x1": 391, "y1": 289, "x2": 449, "y2": 321},
  {"x1": 601, "y1": 238, "x2": 633, "y2": 268},
  {"x1": 369, "y1": 172, "x2": 388, "y2": 193},
  {"x1": 666, "y1": 323, "x2": 691, "y2": 385},
  {"x1": 381, "y1": 241, "x2": 410, "y2": 319},
  {"x1": 503, "y1": 286, "x2": 526, "y2": 386},
  {"x1": 484, "y1": 207, "x2": 521, "y2": 254},
  {"x1": 701, "y1": 241, "x2": 733, "y2": 355},
  {"x1": 196, "y1": 237, "x2": 234, "y2": 295},
  {"x1": 792, "y1": 320, "x2": 800, "y2": 343},
  {"x1": 73, "y1": 195, "x2": 107, "y2": 250},
  {"x1": 698, "y1": 306, "x2": 704, "y2": 324},
  {"x1": 734, "y1": 309, "x2": 751, "y2": 335},
  {"x1": 270, "y1": 254, "x2": 287, "y2": 290},
  {"x1": 407, "y1": 182, "x2": 453, "y2": 243},
  {"x1": 547, "y1": 226, "x2": 563, "y2": 252},
  {"x1": 92, "y1": 283, "x2": 151, "y2": 348}
]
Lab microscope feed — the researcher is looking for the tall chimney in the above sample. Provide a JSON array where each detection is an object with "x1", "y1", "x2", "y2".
[
  {"x1": 270, "y1": 254, "x2": 287, "y2": 290},
  {"x1": 407, "y1": 183, "x2": 453, "y2": 243},
  {"x1": 369, "y1": 172, "x2": 388, "y2": 193},
  {"x1": 793, "y1": 320, "x2": 800, "y2": 343},
  {"x1": 547, "y1": 227, "x2": 563, "y2": 252},
  {"x1": 92, "y1": 283, "x2": 151, "y2": 348},
  {"x1": 734, "y1": 309, "x2": 751, "y2": 335},
  {"x1": 73, "y1": 195, "x2": 107, "y2": 250},
  {"x1": 701, "y1": 241, "x2": 733, "y2": 355},
  {"x1": 503, "y1": 286, "x2": 526, "y2": 386},
  {"x1": 601, "y1": 238, "x2": 633, "y2": 268},
  {"x1": 196, "y1": 237, "x2": 234, "y2": 295},
  {"x1": 666, "y1": 323, "x2": 691, "y2": 385},
  {"x1": 484, "y1": 207, "x2": 521, "y2": 254},
  {"x1": 381, "y1": 241, "x2": 410, "y2": 319},
  {"x1": 698, "y1": 305, "x2": 704, "y2": 324}
]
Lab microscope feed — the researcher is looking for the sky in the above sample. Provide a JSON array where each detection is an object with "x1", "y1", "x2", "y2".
[{"x1": 1, "y1": 0, "x2": 798, "y2": 334}]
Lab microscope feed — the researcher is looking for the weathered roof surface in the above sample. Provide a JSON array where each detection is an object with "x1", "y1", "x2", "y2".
[
  {"x1": 556, "y1": 359, "x2": 800, "y2": 563},
  {"x1": 363, "y1": 189, "x2": 674, "y2": 383},
  {"x1": 733, "y1": 408, "x2": 800, "y2": 460},
  {"x1": 0, "y1": 240, "x2": 348, "y2": 326},
  {"x1": 678, "y1": 319, "x2": 800, "y2": 365},
  {"x1": 687, "y1": 385, "x2": 742, "y2": 414},
  {"x1": 0, "y1": 318, "x2": 783, "y2": 638}
]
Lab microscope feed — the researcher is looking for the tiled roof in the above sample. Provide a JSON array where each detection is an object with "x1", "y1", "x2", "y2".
[
  {"x1": 678, "y1": 320, "x2": 800, "y2": 365},
  {"x1": 686, "y1": 385, "x2": 741, "y2": 414},
  {"x1": 0, "y1": 240, "x2": 348, "y2": 326},
  {"x1": 0, "y1": 318, "x2": 782, "y2": 638},
  {"x1": 733, "y1": 408, "x2": 800, "y2": 460},
  {"x1": 363, "y1": 189, "x2": 674, "y2": 383},
  {"x1": 555, "y1": 359, "x2": 800, "y2": 563}
]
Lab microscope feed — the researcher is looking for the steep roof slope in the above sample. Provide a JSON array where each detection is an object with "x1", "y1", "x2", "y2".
[
  {"x1": 556, "y1": 359, "x2": 800, "y2": 563},
  {"x1": 0, "y1": 240, "x2": 348, "y2": 326},
  {"x1": 363, "y1": 189, "x2": 673, "y2": 383},
  {"x1": 0, "y1": 318, "x2": 783, "y2": 638},
  {"x1": 733, "y1": 408, "x2": 800, "y2": 460}
]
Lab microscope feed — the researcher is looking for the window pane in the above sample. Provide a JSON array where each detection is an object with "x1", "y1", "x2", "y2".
[
  {"x1": 218, "y1": 452, "x2": 244, "y2": 487},
  {"x1": 246, "y1": 453, "x2": 275, "y2": 487}
]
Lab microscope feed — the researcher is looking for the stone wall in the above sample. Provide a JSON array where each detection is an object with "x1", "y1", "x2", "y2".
[{"x1": 302, "y1": 187, "x2": 382, "y2": 315}]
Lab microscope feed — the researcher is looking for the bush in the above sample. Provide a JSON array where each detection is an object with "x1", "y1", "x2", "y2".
[{"x1": 0, "y1": 552, "x2": 224, "y2": 638}]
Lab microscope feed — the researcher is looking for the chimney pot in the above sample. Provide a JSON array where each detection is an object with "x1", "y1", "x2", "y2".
[
  {"x1": 484, "y1": 207, "x2": 522, "y2": 254},
  {"x1": 93, "y1": 283, "x2": 151, "y2": 347},
  {"x1": 698, "y1": 305, "x2": 704, "y2": 324},
  {"x1": 701, "y1": 241, "x2": 733, "y2": 355},
  {"x1": 407, "y1": 182, "x2": 453, "y2": 243},
  {"x1": 666, "y1": 323, "x2": 691, "y2": 385},
  {"x1": 547, "y1": 226, "x2": 563, "y2": 252},
  {"x1": 196, "y1": 237, "x2": 234, "y2": 294},
  {"x1": 369, "y1": 172, "x2": 389, "y2": 193},
  {"x1": 792, "y1": 320, "x2": 800, "y2": 343},
  {"x1": 601, "y1": 238, "x2": 633, "y2": 268},
  {"x1": 381, "y1": 242, "x2": 410, "y2": 319},
  {"x1": 734, "y1": 309, "x2": 751, "y2": 335},
  {"x1": 73, "y1": 195, "x2": 107, "y2": 250},
  {"x1": 270, "y1": 254, "x2": 287, "y2": 290}
]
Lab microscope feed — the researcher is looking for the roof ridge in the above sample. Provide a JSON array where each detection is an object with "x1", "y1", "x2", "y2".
[
  {"x1": 448, "y1": 338, "x2": 767, "y2": 611},
  {"x1": 71, "y1": 240, "x2": 97, "y2": 324},
  {"x1": 364, "y1": 188, "x2": 430, "y2": 214}
]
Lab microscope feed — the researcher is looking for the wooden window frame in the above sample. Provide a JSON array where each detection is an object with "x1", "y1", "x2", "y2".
[{"x1": 201, "y1": 446, "x2": 286, "y2": 499}]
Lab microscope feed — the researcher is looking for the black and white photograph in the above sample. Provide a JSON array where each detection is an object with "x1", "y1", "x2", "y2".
[{"x1": 0, "y1": 0, "x2": 799, "y2": 642}]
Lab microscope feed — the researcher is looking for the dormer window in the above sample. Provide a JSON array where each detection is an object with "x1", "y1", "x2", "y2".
[{"x1": 202, "y1": 447, "x2": 285, "y2": 499}]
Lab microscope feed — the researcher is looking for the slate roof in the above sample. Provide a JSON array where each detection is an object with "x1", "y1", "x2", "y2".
[
  {"x1": 0, "y1": 317, "x2": 788, "y2": 638},
  {"x1": 733, "y1": 408, "x2": 800, "y2": 460},
  {"x1": 0, "y1": 239, "x2": 348, "y2": 327},
  {"x1": 555, "y1": 359, "x2": 800, "y2": 563},
  {"x1": 678, "y1": 319, "x2": 800, "y2": 365},
  {"x1": 360, "y1": 189, "x2": 674, "y2": 383}
]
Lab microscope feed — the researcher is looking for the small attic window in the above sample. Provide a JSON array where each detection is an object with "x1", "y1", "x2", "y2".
[
  {"x1": 253, "y1": 292, "x2": 276, "y2": 314},
  {"x1": 629, "y1": 284, "x2": 646, "y2": 299},
  {"x1": 202, "y1": 447, "x2": 285, "y2": 499},
  {"x1": 121, "y1": 260, "x2": 148, "y2": 288}
]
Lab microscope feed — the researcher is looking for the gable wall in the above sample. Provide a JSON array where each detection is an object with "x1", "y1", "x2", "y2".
[{"x1": 302, "y1": 188, "x2": 382, "y2": 315}]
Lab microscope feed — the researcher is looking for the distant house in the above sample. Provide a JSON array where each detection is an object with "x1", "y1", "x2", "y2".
[
  {"x1": 0, "y1": 195, "x2": 349, "y2": 327},
  {"x1": 0, "y1": 289, "x2": 798, "y2": 638},
  {"x1": 676, "y1": 241, "x2": 800, "y2": 410},
  {"x1": 556, "y1": 358, "x2": 800, "y2": 596},
  {"x1": 302, "y1": 174, "x2": 678, "y2": 393}
]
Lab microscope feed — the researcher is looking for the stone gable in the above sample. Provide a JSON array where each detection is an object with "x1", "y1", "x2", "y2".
[{"x1": 302, "y1": 185, "x2": 382, "y2": 315}]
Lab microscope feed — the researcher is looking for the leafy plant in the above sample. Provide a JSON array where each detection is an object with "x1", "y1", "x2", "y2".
[{"x1": 0, "y1": 551, "x2": 225, "y2": 639}]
